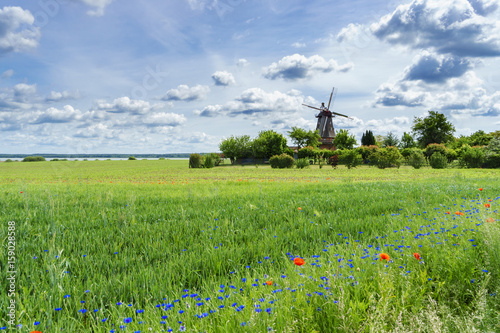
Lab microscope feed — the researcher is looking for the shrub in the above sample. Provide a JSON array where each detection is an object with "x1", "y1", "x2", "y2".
[
  {"x1": 338, "y1": 149, "x2": 362, "y2": 169},
  {"x1": 458, "y1": 146, "x2": 485, "y2": 168},
  {"x1": 357, "y1": 145, "x2": 379, "y2": 163},
  {"x1": 22, "y1": 156, "x2": 46, "y2": 162},
  {"x1": 158, "y1": 157, "x2": 165, "y2": 160},
  {"x1": 408, "y1": 150, "x2": 426, "y2": 169},
  {"x1": 370, "y1": 146, "x2": 402, "y2": 169},
  {"x1": 328, "y1": 154, "x2": 339, "y2": 167},
  {"x1": 203, "y1": 155, "x2": 215, "y2": 169},
  {"x1": 424, "y1": 143, "x2": 448, "y2": 159},
  {"x1": 205, "y1": 153, "x2": 222, "y2": 166},
  {"x1": 269, "y1": 154, "x2": 295, "y2": 169},
  {"x1": 189, "y1": 154, "x2": 204, "y2": 168},
  {"x1": 295, "y1": 158, "x2": 310, "y2": 169},
  {"x1": 283, "y1": 147, "x2": 295, "y2": 157},
  {"x1": 429, "y1": 152, "x2": 448, "y2": 169},
  {"x1": 128, "y1": 156, "x2": 137, "y2": 160},
  {"x1": 297, "y1": 146, "x2": 316, "y2": 160},
  {"x1": 4, "y1": 159, "x2": 13, "y2": 162},
  {"x1": 485, "y1": 154, "x2": 500, "y2": 168}
]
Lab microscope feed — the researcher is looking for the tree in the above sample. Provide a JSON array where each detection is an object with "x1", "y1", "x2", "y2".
[
  {"x1": 399, "y1": 132, "x2": 415, "y2": 148},
  {"x1": 383, "y1": 132, "x2": 399, "y2": 147},
  {"x1": 412, "y1": 111, "x2": 455, "y2": 148},
  {"x1": 252, "y1": 130, "x2": 287, "y2": 159},
  {"x1": 219, "y1": 135, "x2": 252, "y2": 164},
  {"x1": 361, "y1": 130, "x2": 376, "y2": 146},
  {"x1": 468, "y1": 130, "x2": 493, "y2": 146},
  {"x1": 287, "y1": 127, "x2": 321, "y2": 149},
  {"x1": 333, "y1": 129, "x2": 357, "y2": 150}
]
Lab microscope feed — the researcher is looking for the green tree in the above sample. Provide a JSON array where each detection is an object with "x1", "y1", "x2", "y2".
[
  {"x1": 399, "y1": 132, "x2": 415, "y2": 148},
  {"x1": 383, "y1": 132, "x2": 400, "y2": 147},
  {"x1": 287, "y1": 127, "x2": 321, "y2": 149},
  {"x1": 219, "y1": 135, "x2": 252, "y2": 164},
  {"x1": 469, "y1": 130, "x2": 493, "y2": 146},
  {"x1": 252, "y1": 130, "x2": 288, "y2": 159},
  {"x1": 412, "y1": 111, "x2": 455, "y2": 147},
  {"x1": 361, "y1": 130, "x2": 376, "y2": 146},
  {"x1": 333, "y1": 129, "x2": 357, "y2": 150}
]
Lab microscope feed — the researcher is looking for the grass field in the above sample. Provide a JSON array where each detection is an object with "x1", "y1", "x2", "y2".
[{"x1": 1, "y1": 160, "x2": 499, "y2": 332}]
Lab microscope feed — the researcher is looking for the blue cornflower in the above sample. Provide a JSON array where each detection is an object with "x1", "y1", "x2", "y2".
[{"x1": 124, "y1": 318, "x2": 132, "y2": 323}]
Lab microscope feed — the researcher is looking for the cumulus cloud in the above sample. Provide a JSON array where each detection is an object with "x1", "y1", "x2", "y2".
[
  {"x1": 162, "y1": 84, "x2": 210, "y2": 101},
  {"x1": 13, "y1": 83, "x2": 37, "y2": 102},
  {"x1": 31, "y1": 105, "x2": 82, "y2": 124},
  {"x1": 403, "y1": 51, "x2": 475, "y2": 83},
  {"x1": 1, "y1": 69, "x2": 14, "y2": 78},
  {"x1": 195, "y1": 88, "x2": 315, "y2": 117},
  {"x1": 212, "y1": 71, "x2": 236, "y2": 86},
  {"x1": 94, "y1": 96, "x2": 162, "y2": 114},
  {"x1": 237, "y1": 58, "x2": 249, "y2": 67},
  {"x1": 46, "y1": 90, "x2": 81, "y2": 102},
  {"x1": 0, "y1": 7, "x2": 40, "y2": 55},
  {"x1": 141, "y1": 112, "x2": 186, "y2": 127},
  {"x1": 371, "y1": 0, "x2": 500, "y2": 57},
  {"x1": 263, "y1": 54, "x2": 353, "y2": 81},
  {"x1": 74, "y1": 123, "x2": 113, "y2": 138}
]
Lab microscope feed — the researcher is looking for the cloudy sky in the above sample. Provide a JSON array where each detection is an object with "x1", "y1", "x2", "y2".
[{"x1": 1, "y1": 0, "x2": 499, "y2": 154}]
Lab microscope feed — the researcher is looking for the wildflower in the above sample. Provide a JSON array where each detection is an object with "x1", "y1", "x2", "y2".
[
  {"x1": 485, "y1": 204, "x2": 490, "y2": 208},
  {"x1": 486, "y1": 218, "x2": 495, "y2": 223},
  {"x1": 124, "y1": 318, "x2": 132, "y2": 323},
  {"x1": 413, "y1": 253, "x2": 421, "y2": 260},
  {"x1": 266, "y1": 281, "x2": 273, "y2": 286},
  {"x1": 294, "y1": 258, "x2": 305, "y2": 266},
  {"x1": 298, "y1": 207, "x2": 302, "y2": 211},
  {"x1": 380, "y1": 253, "x2": 390, "y2": 261},
  {"x1": 479, "y1": 188, "x2": 483, "y2": 191}
]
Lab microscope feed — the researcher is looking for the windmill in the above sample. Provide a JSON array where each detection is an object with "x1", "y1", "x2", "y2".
[{"x1": 302, "y1": 87, "x2": 352, "y2": 149}]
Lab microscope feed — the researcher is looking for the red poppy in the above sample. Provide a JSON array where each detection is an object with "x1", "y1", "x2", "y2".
[
  {"x1": 380, "y1": 253, "x2": 390, "y2": 261},
  {"x1": 265, "y1": 281, "x2": 273, "y2": 286},
  {"x1": 298, "y1": 207, "x2": 302, "y2": 211},
  {"x1": 413, "y1": 253, "x2": 421, "y2": 260},
  {"x1": 479, "y1": 188, "x2": 483, "y2": 191},
  {"x1": 30, "y1": 331, "x2": 43, "y2": 333},
  {"x1": 446, "y1": 211, "x2": 450, "y2": 214},
  {"x1": 294, "y1": 258, "x2": 305, "y2": 266},
  {"x1": 487, "y1": 218, "x2": 495, "y2": 223},
  {"x1": 20, "y1": 191, "x2": 23, "y2": 193},
  {"x1": 485, "y1": 204, "x2": 490, "y2": 208}
]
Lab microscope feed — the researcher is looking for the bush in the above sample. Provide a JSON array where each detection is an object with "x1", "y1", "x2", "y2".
[
  {"x1": 429, "y1": 152, "x2": 448, "y2": 169},
  {"x1": 203, "y1": 155, "x2": 215, "y2": 169},
  {"x1": 328, "y1": 154, "x2": 339, "y2": 167},
  {"x1": 269, "y1": 154, "x2": 295, "y2": 169},
  {"x1": 22, "y1": 156, "x2": 46, "y2": 162},
  {"x1": 297, "y1": 146, "x2": 316, "y2": 160},
  {"x1": 485, "y1": 154, "x2": 500, "y2": 168},
  {"x1": 370, "y1": 146, "x2": 402, "y2": 169},
  {"x1": 189, "y1": 154, "x2": 204, "y2": 168},
  {"x1": 295, "y1": 158, "x2": 310, "y2": 169},
  {"x1": 408, "y1": 150, "x2": 426, "y2": 169},
  {"x1": 205, "y1": 153, "x2": 222, "y2": 166},
  {"x1": 4, "y1": 159, "x2": 13, "y2": 162},
  {"x1": 458, "y1": 146, "x2": 485, "y2": 168},
  {"x1": 424, "y1": 143, "x2": 448, "y2": 159},
  {"x1": 128, "y1": 156, "x2": 137, "y2": 160},
  {"x1": 283, "y1": 147, "x2": 295, "y2": 157},
  {"x1": 338, "y1": 149, "x2": 362, "y2": 169},
  {"x1": 357, "y1": 145, "x2": 379, "y2": 164}
]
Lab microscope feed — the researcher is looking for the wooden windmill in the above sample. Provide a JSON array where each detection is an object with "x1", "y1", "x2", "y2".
[{"x1": 302, "y1": 87, "x2": 352, "y2": 150}]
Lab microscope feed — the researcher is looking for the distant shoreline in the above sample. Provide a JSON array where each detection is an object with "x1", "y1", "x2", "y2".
[{"x1": 0, "y1": 153, "x2": 194, "y2": 159}]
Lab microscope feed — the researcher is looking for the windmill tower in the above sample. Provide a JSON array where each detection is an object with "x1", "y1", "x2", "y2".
[{"x1": 302, "y1": 87, "x2": 352, "y2": 150}]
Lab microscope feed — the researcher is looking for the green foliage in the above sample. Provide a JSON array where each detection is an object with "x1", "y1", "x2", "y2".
[
  {"x1": 333, "y1": 129, "x2": 357, "y2": 150},
  {"x1": 408, "y1": 149, "x2": 426, "y2": 169},
  {"x1": 252, "y1": 130, "x2": 288, "y2": 159},
  {"x1": 338, "y1": 149, "x2": 362, "y2": 169},
  {"x1": 370, "y1": 146, "x2": 403, "y2": 169},
  {"x1": 219, "y1": 135, "x2": 252, "y2": 164},
  {"x1": 429, "y1": 152, "x2": 448, "y2": 169},
  {"x1": 361, "y1": 130, "x2": 376, "y2": 146},
  {"x1": 485, "y1": 137, "x2": 500, "y2": 168},
  {"x1": 128, "y1": 156, "x2": 137, "y2": 160},
  {"x1": 357, "y1": 145, "x2": 379, "y2": 162},
  {"x1": 295, "y1": 158, "x2": 310, "y2": 169},
  {"x1": 382, "y1": 132, "x2": 400, "y2": 148},
  {"x1": 287, "y1": 127, "x2": 321, "y2": 149},
  {"x1": 22, "y1": 156, "x2": 46, "y2": 162},
  {"x1": 189, "y1": 153, "x2": 204, "y2": 168},
  {"x1": 298, "y1": 146, "x2": 316, "y2": 160},
  {"x1": 424, "y1": 143, "x2": 448, "y2": 159},
  {"x1": 205, "y1": 153, "x2": 222, "y2": 166},
  {"x1": 412, "y1": 111, "x2": 455, "y2": 147},
  {"x1": 399, "y1": 132, "x2": 416, "y2": 149},
  {"x1": 4, "y1": 159, "x2": 14, "y2": 162},
  {"x1": 203, "y1": 155, "x2": 215, "y2": 169},
  {"x1": 458, "y1": 146, "x2": 486, "y2": 168},
  {"x1": 328, "y1": 154, "x2": 339, "y2": 167},
  {"x1": 269, "y1": 153, "x2": 295, "y2": 169}
]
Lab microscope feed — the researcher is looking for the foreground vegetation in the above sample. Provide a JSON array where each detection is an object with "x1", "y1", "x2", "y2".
[{"x1": 1, "y1": 160, "x2": 499, "y2": 332}]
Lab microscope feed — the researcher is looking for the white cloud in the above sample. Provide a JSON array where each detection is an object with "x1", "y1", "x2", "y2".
[
  {"x1": 75, "y1": 0, "x2": 114, "y2": 16},
  {"x1": 0, "y1": 7, "x2": 40, "y2": 55},
  {"x1": 94, "y1": 96, "x2": 162, "y2": 114},
  {"x1": 13, "y1": 83, "x2": 37, "y2": 102},
  {"x1": 371, "y1": 0, "x2": 500, "y2": 57},
  {"x1": 162, "y1": 84, "x2": 210, "y2": 101},
  {"x1": 31, "y1": 105, "x2": 82, "y2": 124},
  {"x1": 74, "y1": 123, "x2": 114, "y2": 138},
  {"x1": 292, "y1": 42, "x2": 306, "y2": 48},
  {"x1": 46, "y1": 90, "x2": 81, "y2": 102},
  {"x1": 263, "y1": 54, "x2": 354, "y2": 81},
  {"x1": 1, "y1": 69, "x2": 14, "y2": 78},
  {"x1": 212, "y1": 71, "x2": 236, "y2": 86},
  {"x1": 237, "y1": 58, "x2": 249, "y2": 67},
  {"x1": 141, "y1": 112, "x2": 187, "y2": 127}
]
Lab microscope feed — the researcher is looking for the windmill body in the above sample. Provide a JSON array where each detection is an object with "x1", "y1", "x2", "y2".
[{"x1": 302, "y1": 87, "x2": 352, "y2": 150}]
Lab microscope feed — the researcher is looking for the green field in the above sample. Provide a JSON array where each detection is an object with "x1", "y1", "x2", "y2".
[{"x1": 1, "y1": 160, "x2": 499, "y2": 332}]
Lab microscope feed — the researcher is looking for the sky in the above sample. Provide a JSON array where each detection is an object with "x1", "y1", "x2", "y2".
[{"x1": 1, "y1": 0, "x2": 499, "y2": 154}]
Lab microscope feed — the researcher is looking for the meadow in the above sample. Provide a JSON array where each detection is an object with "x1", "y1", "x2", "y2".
[{"x1": 0, "y1": 160, "x2": 499, "y2": 332}]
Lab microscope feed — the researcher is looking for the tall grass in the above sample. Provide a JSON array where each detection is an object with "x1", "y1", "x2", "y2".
[{"x1": 0, "y1": 160, "x2": 498, "y2": 332}]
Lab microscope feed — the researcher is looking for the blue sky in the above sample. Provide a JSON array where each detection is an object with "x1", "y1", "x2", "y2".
[{"x1": 1, "y1": 0, "x2": 499, "y2": 154}]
